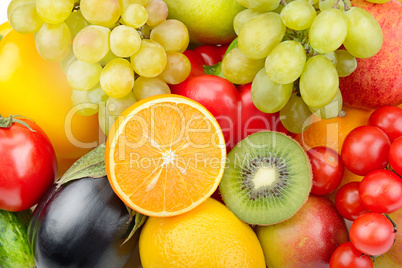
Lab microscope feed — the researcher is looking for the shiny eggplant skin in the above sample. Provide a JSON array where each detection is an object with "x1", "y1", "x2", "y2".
[{"x1": 28, "y1": 176, "x2": 138, "y2": 268}]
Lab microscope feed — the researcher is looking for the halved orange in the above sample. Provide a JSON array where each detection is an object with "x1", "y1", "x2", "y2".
[{"x1": 105, "y1": 94, "x2": 226, "y2": 217}]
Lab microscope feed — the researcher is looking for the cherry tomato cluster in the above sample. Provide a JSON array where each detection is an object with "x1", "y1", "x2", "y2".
[{"x1": 330, "y1": 106, "x2": 402, "y2": 267}]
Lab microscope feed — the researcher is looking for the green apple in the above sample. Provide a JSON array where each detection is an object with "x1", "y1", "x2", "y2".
[{"x1": 163, "y1": 0, "x2": 245, "y2": 45}]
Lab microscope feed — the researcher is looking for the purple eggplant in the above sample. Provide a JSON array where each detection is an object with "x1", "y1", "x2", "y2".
[{"x1": 28, "y1": 176, "x2": 139, "y2": 268}]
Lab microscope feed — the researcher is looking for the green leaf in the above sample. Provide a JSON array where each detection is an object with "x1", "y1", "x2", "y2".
[
  {"x1": 57, "y1": 143, "x2": 106, "y2": 186},
  {"x1": 203, "y1": 63, "x2": 220, "y2": 75},
  {"x1": 123, "y1": 209, "x2": 147, "y2": 245}
]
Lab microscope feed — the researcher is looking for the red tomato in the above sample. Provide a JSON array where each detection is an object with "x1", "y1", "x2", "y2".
[
  {"x1": 368, "y1": 106, "x2": 402, "y2": 142},
  {"x1": 341, "y1": 125, "x2": 391, "y2": 176},
  {"x1": 389, "y1": 136, "x2": 402, "y2": 176},
  {"x1": 335, "y1": 182, "x2": 369, "y2": 221},
  {"x1": 307, "y1": 146, "x2": 344, "y2": 195},
  {"x1": 171, "y1": 74, "x2": 241, "y2": 149},
  {"x1": 194, "y1": 44, "x2": 228, "y2": 66},
  {"x1": 350, "y1": 213, "x2": 396, "y2": 256},
  {"x1": 182, "y1": 50, "x2": 206, "y2": 77},
  {"x1": 0, "y1": 117, "x2": 57, "y2": 211},
  {"x1": 329, "y1": 242, "x2": 373, "y2": 268},
  {"x1": 359, "y1": 169, "x2": 402, "y2": 214}
]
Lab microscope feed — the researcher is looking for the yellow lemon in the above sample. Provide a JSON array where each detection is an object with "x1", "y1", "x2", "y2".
[{"x1": 139, "y1": 198, "x2": 265, "y2": 267}]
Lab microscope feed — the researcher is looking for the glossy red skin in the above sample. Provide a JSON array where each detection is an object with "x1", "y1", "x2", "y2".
[
  {"x1": 368, "y1": 106, "x2": 402, "y2": 142},
  {"x1": 171, "y1": 74, "x2": 240, "y2": 150},
  {"x1": 341, "y1": 125, "x2": 391, "y2": 176},
  {"x1": 390, "y1": 136, "x2": 402, "y2": 176},
  {"x1": 307, "y1": 146, "x2": 344, "y2": 195},
  {"x1": 182, "y1": 50, "x2": 206, "y2": 77},
  {"x1": 258, "y1": 195, "x2": 349, "y2": 268},
  {"x1": 359, "y1": 169, "x2": 402, "y2": 214},
  {"x1": 0, "y1": 119, "x2": 57, "y2": 211},
  {"x1": 329, "y1": 242, "x2": 373, "y2": 268},
  {"x1": 335, "y1": 182, "x2": 369, "y2": 221},
  {"x1": 350, "y1": 213, "x2": 396, "y2": 256},
  {"x1": 194, "y1": 44, "x2": 228, "y2": 66}
]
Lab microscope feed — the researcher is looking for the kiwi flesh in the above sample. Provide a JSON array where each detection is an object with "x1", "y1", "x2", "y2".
[{"x1": 219, "y1": 131, "x2": 312, "y2": 225}]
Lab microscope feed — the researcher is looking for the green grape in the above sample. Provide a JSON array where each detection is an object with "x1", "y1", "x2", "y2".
[
  {"x1": 343, "y1": 7, "x2": 383, "y2": 58},
  {"x1": 110, "y1": 25, "x2": 141, "y2": 57},
  {"x1": 221, "y1": 47, "x2": 265, "y2": 85},
  {"x1": 309, "y1": 8, "x2": 347, "y2": 54},
  {"x1": 238, "y1": 12, "x2": 286, "y2": 59},
  {"x1": 318, "y1": 0, "x2": 351, "y2": 11},
  {"x1": 36, "y1": 0, "x2": 74, "y2": 24},
  {"x1": 67, "y1": 60, "x2": 102, "y2": 91},
  {"x1": 251, "y1": 68, "x2": 293, "y2": 113},
  {"x1": 8, "y1": 1, "x2": 44, "y2": 34},
  {"x1": 150, "y1": 20, "x2": 189, "y2": 52},
  {"x1": 280, "y1": 0, "x2": 316, "y2": 30},
  {"x1": 35, "y1": 22, "x2": 71, "y2": 62},
  {"x1": 98, "y1": 92, "x2": 137, "y2": 136},
  {"x1": 145, "y1": 0, "x2": 168, "y2": 27},
  {"x1": 7, "y1": 0, "x2": 32, "y2": 19},
  {"x1": 334, "y1": 49, "x2": 357, "y2": 77},
  {"x1": 121, "y1": 3, "x2": 148, "y2": 28},
  {"x1": 119, "y1": 0, "x2": 149, "y2": 11},
  {"x1": 131, "y1": 39, "x2": 167, "y2": 77},
  {"x1": 299, "y1": 55, "x2": 339, "y2": 108},
  {"x1": 158, "y1": 52, "x2": 191, "y2": 85},
  {"x1": 73, "y1": 25, "x2": 111, "y2": 64},
  {"x1": 233, "y1": 9, "x2": 263, "y2": 35},
  {"x1": 65, "y1": 10, "x2": 90, "y2": 37},
  {"x1": 60, "y1": 48, "x2": 76, "y2": 73},
  {"x1": 80, "y1": 0, "x2": 120, "y2": 27},
  {"x1": 265, "y1": 40, "x2": 306, "y2": 84},
  {"x1": 88, "y1": 84, "x2": 109, "y2": 104},
  {"x1": 133, "y1": 76, "x2": 170, "y2": 100},
  {"x1": 98, "y1": 50, "x2": 119, "y2": 67},
  {"x1": 323, "y1": 51, "x2": 338, "y2": 66},
  {"x1": 280, "y1": 92, "x2": 312, "y2": 134},
  {"x1": 71, "y1": 89, "x2": 98, "y2": 116},
  {"x1": 309, "y1": 88, "x2": 342, "y2": 119},
  {"x1": 100, "y1": 58, "x2": 134, "y2": 99},
  {"x1": 237, "y1": 0, "x2": 281, "y2": 12}
]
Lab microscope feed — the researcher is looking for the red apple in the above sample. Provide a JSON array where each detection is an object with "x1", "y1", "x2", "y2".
[
  {"x1": 339, "y1": 0, "x2": 402, "y2": 109},
  {"x1": 256, "y1": 195, "x2": 349, "y2": 268}
]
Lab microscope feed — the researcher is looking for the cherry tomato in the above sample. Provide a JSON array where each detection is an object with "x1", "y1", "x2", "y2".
[
  {"x1": 389, "y1": 136, "x2": 402, "y2": 176},
  {"x1": 341, "y1": 125, "x2": 390, "y2": 176},
  {"x1": 329, "y1": 242, "x2": 373, "y2": 268},
  {"x1": 350, "y1": 213, "x2": 396, "y2": 256},
  {"x1": 307, "y1": 146, "x2": 344, "y2": 195},
  {"x1": 359, "y1": 169, "x2": 402, "y2": 214},
  {"x1": 0, "y1": 116, "x2": 57, "y2": 211},
  {"x1": 368, "y1": 106, "x2": 402, "y2": 142},
  {"x1": 335, "y1": 182, "x2": 369, "y2": 221},
  {"x1": 194, "y1": 44, "x2": 228, "y2": 66}
]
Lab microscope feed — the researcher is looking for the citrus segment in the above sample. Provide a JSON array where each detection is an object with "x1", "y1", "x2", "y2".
[{"x1": 105, "y1": 94, "x2": 226, "y2": 217}]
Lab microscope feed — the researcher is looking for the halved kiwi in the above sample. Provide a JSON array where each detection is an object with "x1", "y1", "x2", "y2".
[{"x1": 219, "y1": 131, "x2": 312, "y2": 225}]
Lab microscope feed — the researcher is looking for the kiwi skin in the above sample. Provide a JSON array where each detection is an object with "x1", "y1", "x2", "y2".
[{"x1": 219, "y1": 131, "x2": 312, "y2": 226}]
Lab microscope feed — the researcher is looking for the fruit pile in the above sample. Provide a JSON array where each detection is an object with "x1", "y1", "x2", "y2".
[{"x1": 0, "y1": 0, "x2": 401, "y2": 267}]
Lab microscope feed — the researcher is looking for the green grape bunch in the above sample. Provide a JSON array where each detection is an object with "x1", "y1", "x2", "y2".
[
  {"x1": 231, "y1": 0, "x2": 383, "y2": 134},
  {"x1": 7, "y1": 0, "x2": 192, "y2": 137}
]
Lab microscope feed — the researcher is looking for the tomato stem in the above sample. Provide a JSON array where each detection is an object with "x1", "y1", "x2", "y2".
[{"x1": 0, "y1": 115, "x2": 36, "y2": 132}]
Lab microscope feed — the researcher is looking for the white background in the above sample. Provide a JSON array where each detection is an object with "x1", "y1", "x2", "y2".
[{"x1": 1, "y1": 0, "x2": 12, "y2": 24}]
